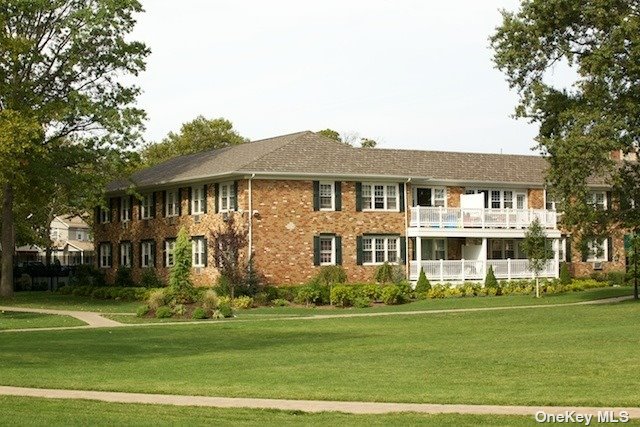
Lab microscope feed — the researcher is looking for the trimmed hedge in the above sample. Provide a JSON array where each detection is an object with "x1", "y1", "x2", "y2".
[{"x1": 57, "y1": 285, "x2": 153, "y2": 301}]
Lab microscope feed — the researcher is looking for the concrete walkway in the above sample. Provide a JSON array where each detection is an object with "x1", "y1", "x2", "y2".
[
  {"x1": 0, "y1": 306, "x2": 123, "y2": 328},
  {"x1": 0, "y1": 385, "x2": 638, "y2": 417}
]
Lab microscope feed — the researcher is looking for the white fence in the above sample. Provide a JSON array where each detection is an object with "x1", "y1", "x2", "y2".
[
  {"x1": 409, "y1": 259, "x2": 558, "y2": 282},
  {"x1": 409, "y1": 207, "x2": 557, "y2": 229}
]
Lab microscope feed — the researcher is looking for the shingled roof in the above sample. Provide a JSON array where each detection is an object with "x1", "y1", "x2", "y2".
[{"x1": 107, "y1": 130, "x2": 571, "y2": 193}]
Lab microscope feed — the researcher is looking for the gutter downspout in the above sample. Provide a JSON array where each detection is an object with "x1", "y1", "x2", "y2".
[
  {"x1": 405, "y1": 177, "x2": 411, "y2": 281},
  {"x1": 248, "y1": 174, "x2": 255, "y2": 263}
]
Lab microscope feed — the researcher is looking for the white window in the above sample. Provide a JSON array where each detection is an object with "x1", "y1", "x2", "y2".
[
  {"x1": 467, "y1": 189, "x2": 523, "y2": 209},
  {"x1": 420, "y1": 238, "x2": 447, "y2": 260},
  {"x1": 165, "y1": 190, "x2": 179, "y2": 217},
  {"x1": 589, "y1": 192, "x2": 607, "y2": 210},
  {"x1": 120, "y1": 242, "x2": 131, "y2": 267},
  {"x1": 319, "y1": 236, "x2": 335, "y2": 265},
  {"x1": 100, "y1": 207, "x2": 110, "y2": 224},
  {"x1": 121, "y1": 197, "x2": 131, "y2": 222},
  {"x1": 587, "y1": 238, "x2": 607, "y2": 262},
  {"x1": 362, "y1": 183, "x2": 399, "y2": 211},
  {"x1": 99, "y1": 243, "x2": 111, "y2": 268},
  {"x1": 219, "y1": 182, "x2": 236, "y2": 212},
  {"x1": 319, "y1": 182, "x2": 335, "y2": 210},
  {"x1": 76, "y1": 231, "x2": 83, "y2": 241},
  {"x1": 192, "y1": 237, "x2": 206, "y2": 267},
  {"x1": 503, "y1": 191, "x2": 513, "y2": 209},
  {"x1": 433, "y1": 188, "x2": 446, "y2": 207},
  {"x1": 165, "y1": 239, "x2": 176, "y2": 267},
  {"x1": 545, "y1": 190, "x2": 557, "y2": 211},
  {"x1": 141, "y1": 194, "x2": 153, "y2": 219},
  {"x1": 50, "y1": 229, "x2": 60, "y2": 240},
  {"x1": 141, "y1": 241, "x2": 155, "y2": 268},
  {"x1": 363, "y1": 236, "x2": 400, "y2": 264},
  {"x1": 192, "y1": 186, "x2": 205, "y2": 214}
]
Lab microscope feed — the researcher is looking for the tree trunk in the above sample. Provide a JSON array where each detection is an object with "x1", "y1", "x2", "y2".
[
  {"x1": 535, "y1": 276, "x2": 540, "y2": 298},
  {"x1": 1, "y1": 184, "x2": 15, "y2": 298}
]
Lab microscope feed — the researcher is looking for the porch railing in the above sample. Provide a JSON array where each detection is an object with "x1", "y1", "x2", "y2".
[
  {"x1": 409, "y1": 207, "x2": 557, "y2": 229},
  {"x1": 409, "y1": 259, "x2": 558, "y2": 282}
]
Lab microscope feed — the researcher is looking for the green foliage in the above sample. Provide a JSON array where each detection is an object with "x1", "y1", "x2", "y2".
[
  {"x1": 484, "y1": 265, "x2": 499, "y2": 289},
  {"x1": 444, "y1": 287, "x2": 463, "y2": 298},
  {"x1": 168, "y1": 227, "x2": 197, "y2": 303},
  {"x1": 57, "y1": 285, "x2": 149, "y2": 301},
  {"x1": 359, "y1": 284, "x2": 382, "y2": 302},
  {"x1": 215, "y1": 303, "x2": 233, "y2": 319},
  {"x1": 606, "y1": 270, "x2": 627, "y2": 286},
  {"x1": 522, "y1": 219, "x2": 552, "y2": 278},
  {"x1": 114, "y1": 267, "x2": 135, "y2": 288},
  {"x1": 295, "y1": 282, "x2": 330, "y2": 306},
  {"x1": 415, "y1": 268, "x2": 431, "y2": 294},
  {"x1": 559, "y1": 263, "x2": 572, "y2": 285},
  {"x1": 232, "y1": 296, "x2": 253, "y2": 310},
  {"x1": 142, "y1": 117, "x2": 247, "y2": 167},
  {"x1": 192, "y1": 307, "x2": 207, "y2": 320},
  {"x1": 69, "y1": 265, "x2": 106, "y2": 287},
  {"x1": 317, "y1": 129, "x2": 341, "y2": 142},
  {"x1": 147, "y1": 289, "x2": 167, "y2": 311},
  {"x1": 155, "y1": 306, "x2": 172, "y2": 319},
  {"x1": 135, "y1": 305, "x2": 149, "y2": 318},
  {"x1": 172, "y1": 304, "x2": 187, "y2": 317},
  {"x1": 200, "y1": 290, "x2": 219, "y2": 313},
  {"x1": 353, "y1": 296, "x2": 372, "y2": 308},
  {"x1": 140, "y1": 268, "x2": 163, "y2": 289},
  {"x1": 427, "y1": 284, "x2": 447, "y2": 299},
  {"x1": 380, "y1": 285, "x2": 405, "y2": 305},
  {"x1": 374, "y1": 262, "x2": 394, "y2": 284},
  {"x1": 313, "y1": 266, "x2": 348, "y2": 286},
  {"x1": 271, "y1": 298, "x2": 290, "y2": 307},
  {"x1": 275, "y1": 287, "x2": 298, "y2": 302},
  {"x1": 330, "y1": 285, "x2": 356, "y2": 307}
]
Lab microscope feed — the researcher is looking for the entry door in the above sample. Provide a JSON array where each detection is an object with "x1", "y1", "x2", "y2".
[{"x1": 416, "y1": 188, "x2": 432, "y2": 207}]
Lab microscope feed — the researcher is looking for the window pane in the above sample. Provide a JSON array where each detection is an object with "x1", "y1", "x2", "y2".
[
  {"x1": 374, "y1": 185, "x2": 384, "y2": 209},
  {"x1": 387, "y1": 238, "x2": 397, "y2": 262},
  {"x1": 320, "y1": 184, "x2": 333, "y2": 209},
  {"x1": 375, "y1": 238, "x2": 385, "y2": 262},
  {"x1": 320, "y1": 237, "x2": 333, "y2": 264},
  {"x1": 362, "y1": 185, "x2": 372, "y2": 209},
  {"x1": 386, "y1": 185, "x2": 397, "y2": 210},
  {"x1": 503, "y1": 191, "x2": 513, "y2": 209},
  {"x1": 363, "y1": 238, "x2": 372, "y2": 263},
  {"x1": 491, "y1": 190, "x2": 501, "y2": 209}
]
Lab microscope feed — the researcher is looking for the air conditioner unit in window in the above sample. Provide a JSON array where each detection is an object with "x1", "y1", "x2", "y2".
[
  {"x1": 592, "y1": 261, "x2": 603, "y2": 270},
  {"x1": 193, "y1": 214, "x2": 201, "y2": 224}
]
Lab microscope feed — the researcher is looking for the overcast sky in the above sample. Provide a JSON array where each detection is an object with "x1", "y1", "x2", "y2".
[{"x1": 132, "y1": 1, "x2": 564, "y2": 155}]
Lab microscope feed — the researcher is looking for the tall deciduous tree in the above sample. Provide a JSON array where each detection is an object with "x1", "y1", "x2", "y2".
[
  {"x1": 491, "y1": 0, "x2": 640, "y2": 253},
  {"x1": 0, "y1": 0, "x2": 149, "y2": 297},
  {"x1": 141, "y1": 116, "x2": 247, "y2": 167},
  {"x1": 317, "y1": 128, "x2": 378, "y2": 148},
  {"x1": 522, "y1": 218, "x2": 553, "y2": 298}
]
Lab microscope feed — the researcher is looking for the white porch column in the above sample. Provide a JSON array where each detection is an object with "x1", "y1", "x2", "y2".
[
  {"x1": 554, "y1": 238, "x2": 560, "y2": 278},
  {"x1": 481, "y1": 238, "x2": 487, "y2": 279},
  {"x1": 416, "y1": 237, "x2": 422, "y2": 280},
  {"x1": 80, "y1": 251, "x2": 84, "y2": 265}
]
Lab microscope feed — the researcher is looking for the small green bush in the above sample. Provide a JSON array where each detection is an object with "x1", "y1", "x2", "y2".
[
  {"x1": 140, "y1": 268, "x2": 164, "y2": 289},
  {"x1": 136, "y1": 305, "x2": 149, "y2": 317},
  {"x1": 330, "y1": 285, "x2": 356, "y2": 307},
  {"x1": 485, "y1": 265, "x2": 498, "y2": 289},
  {"x1": 114, "y1": 267, "x2": 135, "y2": 287},
  {"x1": 314, "y1": 265, "x2": 348, "y2": 285},
  {"x1": 216, "y1": 303, "x2": 233, "y2": 318},
  {"x1": 380, "y1": 285, "x2": 404, "y2": 305},
  {"x1": 295, "y1": 282, "x2": 329, "y2": 305},
  {"x1": 353, "y1": 296, "x2": 371, "y2": 308},
  {"x1": 172, "y1": 304, "x2": 186, "y2": 316},
  {"x1": 56, "y1": 285, "x2": 72, "y2": 295},
  {"x1": 359, "y1": 284, "x2": 382, "y2": 302},
  {"x1": 271, "y1": 298, "x2": 290, "y2": 307},
  {"x1": 427, "y1": 284, "x2": 447, "y2": 299},
  {"x1": 395, "y1": 280, "x2": 413, "y2": 300},
  {"x1": 415, "y1": 268, "x2": 431, "y2": 293},
  {"x1": 483, "y1": 286, "x2": 498, "y2": 296},
  {"x1": 275, "y1": 286, "x2": 298, "y2": 302},
  {"x1": 232, "y1": 296, "x2": 253, "y2": 309},
  {"x1": 192, "y1": 307, "x2": 207, "y2": 319},
  {"x1": 155, "y1": 306, "x2": 172, "y2": 318},
  {"x1": 606, "y1": 271, "x2": 627, "y2": 286},
  {"x1": 148, "y1": 289, "x2": 167, "y2": 310},
  {"x1": 559, "y1": 263, "x2": 572, "y2": 285},
  {"x1": 461, "y1": 282, "x2": 479, "y2": 297},
  {"x1": 444, "y1": 286, "x2": 463, "y2": 298},
  {"x1": 374, "y1": 262, "x2": 394, "y2": 284},
  {"x1": 200, "y1": 289, "x2": 219, "y2": 312}
]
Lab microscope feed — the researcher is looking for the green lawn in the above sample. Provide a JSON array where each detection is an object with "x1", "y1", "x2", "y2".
[
  {"x1": 0, "y1": 292, "x2": 140, "y2": 313},
  {"x1": 0, "y1": 311, "x2": 86, "y2": 330},
  {"x1": 1, "y1": 300, "x2": 638, "y2": 407},
  {"x1": 0, "y1": 396, "x2": 553, "y2": 427}
]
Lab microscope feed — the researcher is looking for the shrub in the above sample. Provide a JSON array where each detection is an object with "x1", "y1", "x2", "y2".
[
  {"x1": 155, "y1": 306, "x2": 172, "y2": 318},
  {"x1": 381, "y1": 285, "x2": 404, "y2": 305},
  {"x1": 114, "y1": 267, "x2": 135, "y2": 287},
  {"x1": 374, "y1": 262, "x2": 394, "y2": 284},
  {"x1": 232, "y1": 296, "x2": 253, "y2": 309},
  {"x1": 172, "y1": 304, "x2": 187, "y2": 316},
  {"x1": 395, "y1": 280, "x2": 413, "y2": 300},
  {"x1": 483, "y1": 286, "x2": 498, "y2": 296},
  {"x1": 192, "y1": 307, "x2": 208, "y2": 319},
  {"x1": 427, "y1": 284, "x2": 447, "y2": 299},
  {"x1": 390, "y1": 264, "x2": 406, "y2": 284},
  {"x1": 606, "y1": 271, "x2": 627, "y2": 286},
  {"x1": 271, "y1": 298, "x2": 290, "y2": 307},
  {"x1": 216, "y1": 303, "x2": 233, "y2": 318},
  {"x1": 275, "y1": 286, "x2": 298, "y2": 302},
  {"x1": 148, "y1": 289, "x2": 167, "y2": 311},
  {"x1": 136, "y1": 305, "x2": 149, "y2": 317},
  {"x1": 57, "y1": 285, "x2": 72, "y2": 295},
  {"x1": 314, "y1": 265, "x2": 348, "y2": 285},
  {"x1": 200, "y1": 289, "x2": 219, "y2": 312},
  {"x1": 353, "y1": 296, "x2": 372, "y2": 308},
  {"x1": 168, "y1": 227, "x2": 197, "y2": 303},
  {"x1": 262, "y1": 285, "x2": 279, "y2": 302},
  {"x1": 461, "y1": 282, "x2": 479, "y2": 297},
  {"x1": 218, "y1": 295, "x2": 232, "y2": 306},
  {"x1": 69, "y1": 265, "x2": 106, "y2": 287},
  {"x1": 444, "y1": 286, "x2": 463, "y2": 298},
  {"x1": 295, "y1": 282, "x2": 329, "y2": 306},
  {"x1": 559, "y1": 263, "x2": 572, "y2": 285},
  {"x1": 485, "y1": 265, "x2": 498, "y2": 289},
  {"x1": 359, "y1": 284, "x2": 382, "y2": 302},
  {"x1": 330, "y1": 285, "x2": 356, "y2": 307},
  {"x1": 140, "y1": 268, "x2": 163, "y2": 289},
  {"x1": 415, "y1": 268, "x2": 431, "y2": 293},
  {"x1": 589, "y1": 271, "x2": 607, "y2": 282}
]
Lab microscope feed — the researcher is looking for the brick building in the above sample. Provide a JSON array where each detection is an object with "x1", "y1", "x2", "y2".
[{"x1": 94, "y1": 131, "x2": 626, "y2": 286}]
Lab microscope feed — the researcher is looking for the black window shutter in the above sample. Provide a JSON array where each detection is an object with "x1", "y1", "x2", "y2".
[
  {"x1": 213, "y1": 183, "x2": 219, "y2": 213},
  {"x1": 233, "y1": 181, "x2": 239, "y2": 211},
  {"x1": 177, "y1": 189, "x2": 182, "y2": 216},
  {"x1": 566, "y1": 236, "x2": 572, "y2": 262},
  {"x1": 606, "y1": 191, "x2": 612, "y2": 209},
  {"x1": 313, "y1": 236, "x2": 320, "y2": 266},
  {"x1": 139, "y1": 242, "x2": 143, "y2": 268},
  {"x1": 151, "y1": 192, "x2": 156, "y2": 218},
  {"x1": 483, "y1": 191, "x2": 489, "y2": 209},
  {"x1": 151, "y1": 241, "x2": 157, "y2": 267},
  {"x1": 335, "y1": 235, "x2": 342, "y2": 265},
  {"x1": 94, "y1": 206, "x2": 100, "y2": 224},
  {"x1": 162, "y1": 240, "x2": 166, "y2": 267},
  {"x1": 188, "y1": 187, "x2": 192, "y2": 215},
  {"x1": 129, "y1": 195, "x2": 133, "y2": 219},
  {"x1": 400, "y1": 236, "x2": 407, "y2": 264},
  {"x1": 162, "y1": 190, "x2": 167, "y2": 217},
  {"x1": 109, "y1": 243, "x2": 113, "y2": 267},
  {"x1": 203, "y1": 238, "x2": 208, "y2": 267},
  {"x1": 203, "y1": 184, "x2": 208, "y2": 214},
  {"x1": 335, "y1": 181, "x2": 342, "y2": 211},
  {"x1": 313, "y1": 181, "x2": 320, "y2": 211},
  {"x1": 356, "y1": 236, "x2": 363, "y2": 265},
  {"x1": 399, "y1": 183, "x2": 405, "y2": 212},
  {"x1": 607, "y1": 237, "x2": 613, "y2": 262},
  {"x1": 138, "y1": 197, "x2": 142, "y2": 220},
  {"x1": 581, "y1": 241, "x2": 588, "y2": 262},
  {"x1": 111, "y1": 198, "x2": 119, "y2": 222},
  {"x1": 115, "y1": 242, "x2": 120, "y2": 267},
  {"x1": 355, "y1": 182, "x2": 362, "y2": 211}
]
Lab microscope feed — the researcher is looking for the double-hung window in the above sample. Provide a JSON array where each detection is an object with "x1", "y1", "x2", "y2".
[
  {"x1": 362, "y1": 236, "x2": 400, "y2": 264},
  {"x1": 587, "y1": 238, "x2": 607, "y2": 261},
  {"x1": 433, "y1": 188, "x2": 446, "y2": 207},
  {"x1": 192, "y1": 237, "x2": 206, "y2": 267},
  {"x1": 99, "y1": 243, "x2": 112, "y2": 268},
  {"x1": 192, "y1": 186, "x2": 205, "y2": 215},
  {"x1": 165, "y1": 239, "x2": 176, "y2": 267},
  {"x1": 141, "y1": 240, "x2": 155, "y2": 268},
  {"x1": 100, "y1": 207, "x2": 110, "y2": 224},
  {"x1": 589, "y1": 192, "x2": 606, "y2": 210},
  {"x1": 362, "y1": 183, "x2": 399, "y2": 211},
  {"x1": 141, "y1": 194, "x2": 153, "y2": 219},
  {"x1": 119, "y1": 242, "x2": 131, "y2": 267},
  {"x1": 319, "y1": 236, "x2": 335, "y2": 265},
  {"x1": 319, "y1": 182, "x2": 335, "y2": 210},
  {"x1": 121, "y1": 197, "x2": 131, "y2": 222},
  {"x1": 219, "y1": 182, "x2": 236, "y2": 212},
  {"x1": 165, "y1": 190, "x2": 179, "y2": 217}
]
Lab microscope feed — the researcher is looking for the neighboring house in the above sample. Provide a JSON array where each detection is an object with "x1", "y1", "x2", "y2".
[
  {"x1": 49, "y1": 215, "x2": 95, "y2": 265},
  {"x1": 95, "y1": 131, "x2": 627, "y2": 285}
]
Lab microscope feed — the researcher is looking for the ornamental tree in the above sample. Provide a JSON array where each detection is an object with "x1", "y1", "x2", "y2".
[{"x1": 522, "y1": 218, "x2": 553, "y2": 298}]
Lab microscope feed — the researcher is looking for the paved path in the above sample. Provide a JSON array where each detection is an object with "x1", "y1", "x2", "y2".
[
  {"x1": 0, "y1": 385, "x2": 638, "y2": 417},
  {"x1": 0, "y1": 295, "x2": 634, "y2": 333}
]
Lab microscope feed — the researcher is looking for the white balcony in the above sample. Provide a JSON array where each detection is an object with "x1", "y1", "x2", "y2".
[
  {"x1": 409, "y1": 207, "x2": 557, "y2": 230},
  {"x1": 409, "y1": 259, "x2": 558, "y2": 282}
]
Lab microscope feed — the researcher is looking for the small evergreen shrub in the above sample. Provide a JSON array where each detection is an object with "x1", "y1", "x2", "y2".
[
  {"x1": 192, "y1": 307, "x2": 208, "y2": 319},
  {"x1": 295, "y1": 282, "x2": 330, "y2": 305},
  {"x1": 415, "y1": 268, "x2": 431, "y2": 294},
  {"x1": 330, "y1": 285, "x2": 356, "y2": 307},
  {"x1": 155, "y1": 306, "x2": 172, "y2": 318},
  {"x1": 427, "y1": 284, "x2": 447, "y2": 299},
  {"x1": 374, "y1": 262, "x2": 394, "y2": 283},
  {"x1": 353, "y1": 296, "x2": 372, "y2": 308},
  {"x1": 271, "y1": 298, "x2": 290, "y2": 307},
  {"x1": 232, "y1": 296, "x2": 253, "y2": 309},
  {"x1": 168, "y1": 227, "x2": 197, "y2": 303},
  {"x1": 485, "y1": 265, "x2": 498, "y2": 289},
  {"x1": 136, "y1": 305, "x2": 150, "y2": 317},
  {"x1": 395, "y1": 281, "x2": 413, "y2": 300},
  {"x1": 381, "y1": 285, "x2": 404, "y2": 305},
  {"x1": 314, "y1": 265, "x2": 348, "y2": 285},
  {"x1": 359, "y1": 284, "x2": 382, "y2": 302},
  {"x1": 606, "y1": 271, "x2": 627, "y2": 286},
  {"x1": 391, "y1": 264, "x2": 406, "y2": 284},
  {"x1": 559, "y1": 263, "x2": 572, "y2": 285},
  {"x1": 140, "y1": 268, "x2": 163, "y2": 289},
  {"x1": 216, "y1": 303, "x2": 233, "y2": 318},
  {"x1": 275, "y1": 286, "x2": 298, "y2": 302},
  {"x1": 114, "y1": 267, "x2": 135, "y2": 287}
]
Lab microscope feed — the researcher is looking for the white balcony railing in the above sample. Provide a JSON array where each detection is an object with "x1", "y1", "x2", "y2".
[
  {"x1": 409, "y1": 207, "x2": 557, "y2": 229},
  {"x1": 409, "y1": 259, "x2": 558, "y2": 282}
]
